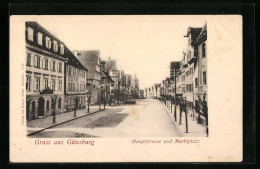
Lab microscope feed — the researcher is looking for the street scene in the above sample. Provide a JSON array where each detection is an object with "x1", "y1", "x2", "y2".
[
  {"x1": 25, "y1": 16, "x2": 208, "y2": 137},
  {"x1": 28, "y1": 99, "x2": 181, "y2": 138}
]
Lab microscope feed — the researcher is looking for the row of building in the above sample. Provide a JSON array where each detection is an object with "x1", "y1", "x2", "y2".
[
  {"x1": 146, "y1": 23, "x2": 207, "y2": 109},
  {"x1": 25, "y1": 21, "x2": 139, "y2": 120}
]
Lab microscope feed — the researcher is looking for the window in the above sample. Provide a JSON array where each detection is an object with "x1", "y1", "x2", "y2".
[
  {"x1": 44, "y1": 58, "x2": 48, "y2": 70},
  {"x1": 46, "y1": 100, "x2": 49, "y2": 111},
  {"x1": 58, "y1": 62, "x2": 62, "y2": 72},
  {"x1": 202, "y1": 43, "x2": 206, "y2": 58},
  {"x1": 58, "y1": 80, "x2": 62, "y2": 91},
  {"x1": 26, "y1": 76, "x2": 31, "y2": 91},
  {"x1": 32, "y1": 101, "x2": 35, "y2": 114},
  {"x1": 68, "y1": 67, "x2": 72, "y2": 75},
  {"x1": 203, "y1": 71, "x2": 207, "y2": 85},
  {"x1": 46, "y1": 37, "x2": 51, "y2": 49},
  {"x1": 26, "y1": 53, "x2": 31, "y2": 66},
  {"x1": 182, "y1": 74, "x2": 185, "y2": 81},
  {"x1": 58, "y1": 98, "x2": 61, "y2": 109},
  {"x1": 76, "y1": 83, "x2": 79, "y2": 91},
  {"x1": 51, "y1": 98, "x2": 55, "y2": 109},
  {"x1": 35, "y1": 78, "x2": 40, "y2": 91},
  {"x1": 51, "y1": 79, "x2": 56, "y2": 91},
  {"x1": 195, "y1": 78, "x2": 198, "y2": 87},
  {"x1": 72, "y1": 68, "x2": 74, "y2": 76},
  {"x1": 72, "y1": 83, "x2": 75, "y2": 91},
  {"x1": 27, "y1": 27, "x2": 34, "y2": 41},
  {"x1": 60, "y1": 44, "x2": 64, "y2": 54},
  {"x1": 188, "y1": 51, "x2": 191, "y2": 60},
  {"x1": 51, "y1": 61, "x2": 56, "y2": 71},
  {"x1": 190, "y1": 67, "x2": 193, "y2": 74},
  {"x1": 37, "y1": 32, "x2": 43, "y2": 45},
  {"x1": 34, "y1": 55, "x2": 41, "y2": 68},
  {"x1": 53, "y1": 41, "x2": 58, "y2": 52},
  {"x1": 44, "y1": 79, "x2": 48, "y2": 89}
]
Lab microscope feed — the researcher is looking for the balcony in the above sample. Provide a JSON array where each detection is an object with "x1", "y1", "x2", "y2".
[{"x1": 40, "y1": 88, "x2": 53, "y2": 94}]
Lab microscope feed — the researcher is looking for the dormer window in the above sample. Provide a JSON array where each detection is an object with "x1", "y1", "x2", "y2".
[
  {"x1": 27, "y1": 27, "x2": 34, "y2": 41},
  {"x1": 37, "y1": 32, "x2": 43, "y2": 45},
  {"x1": 60, "y1": 44, "x2": 64, "y2": 55},
  {"x1": 53, "y1": 41, "x2": 58, "y2": 52},
  {"x1": 46, "y1": 37, "x2": 51, "y2": 49}
]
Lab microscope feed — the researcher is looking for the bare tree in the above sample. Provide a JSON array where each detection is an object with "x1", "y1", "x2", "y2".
[
  {"x1": 26, "y1": 94, "x2": 32, "y2": 120},
  {"x1": 51, "y1": 95, "x2": 59, "y2": 124},
  {"x1": 195, "y1": 93, "x2": 208, "y2": 136}
]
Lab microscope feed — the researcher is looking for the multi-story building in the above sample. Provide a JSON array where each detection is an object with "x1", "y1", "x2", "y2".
[
  {"x1": 193, "y1": 23, "x2": 207, "y2": 106},
  {"x1": 74, "y1": 50, "x2": 102, "y2": 104},
  {"x1": 64, "y1": 49, "x2": 88, "y2": 112},
  {"x1": 25, "y1": 21, "x2": 67, "y2": 120},
  {"x1": 182, "y1": 27, "x2": 203, "y2": 106},
  {"x1": 100, "y1": 65, "x2": 114, "y2": 101},
  {"x1": 126, "y1": 74, "x2": 132, "y2": 97}
]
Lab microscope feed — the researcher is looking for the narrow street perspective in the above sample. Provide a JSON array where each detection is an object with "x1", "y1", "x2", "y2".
[
  {"x1": 25, "y1": 16, "x2": 208, "y2": 138},
  {"x1": 29, "y1": 99, "x2": 181, "y2": 138}
]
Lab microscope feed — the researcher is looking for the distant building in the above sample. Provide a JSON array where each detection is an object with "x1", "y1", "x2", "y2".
[
  {"x1": 74, "y1": 50, "x2": 102, "y2": 104},
  {"x1": 182, "y1": 27, "x2": 203, "y2": 105},
  {"x1": 193, "y1": 23, "x2": 207, "y2": 105},
  {"x1": 64, "y1": 49, "x2": 88, "y2": 112},
  {"x1": 25, "y1": 21, "x2": 67, "y2": 120},
  {"x1": 100, "y1": 61, "x2": 114, "y2": 101}
]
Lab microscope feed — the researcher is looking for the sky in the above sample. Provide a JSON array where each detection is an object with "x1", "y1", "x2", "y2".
[{"x1": 30, "y1": 15, "x2": 206, "y2": 89}]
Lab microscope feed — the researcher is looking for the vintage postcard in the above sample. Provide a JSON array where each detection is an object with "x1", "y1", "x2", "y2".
[{"x1": 10, "y1": 15, "x2": 242, "y2": 162}]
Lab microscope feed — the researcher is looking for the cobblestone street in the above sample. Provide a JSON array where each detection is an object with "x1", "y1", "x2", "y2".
[{"x1": 29, "y1": 99, "x2": 181, "y2": 138}]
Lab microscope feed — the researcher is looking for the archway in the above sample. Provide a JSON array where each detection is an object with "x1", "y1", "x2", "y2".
[{"x1": 38, "y1": 97, "x2": 45, "y2": 116}]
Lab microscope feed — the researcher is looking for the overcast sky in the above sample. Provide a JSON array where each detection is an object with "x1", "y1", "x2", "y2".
[{"x1": 31, "y1": 15, "x2": 206, "y2": 89}]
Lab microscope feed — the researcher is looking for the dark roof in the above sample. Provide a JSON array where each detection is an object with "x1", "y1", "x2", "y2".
[
  {"x1": 195, "y1": 23, "x2": 207, "y2": 44},
  {"x1": 65, "y1": 48, "x2": 88, "y2": 71},
  {"x1": 74, "y1": 50, "x2": 100, "y2": 79},
  {"x1": 185, "y1": 27, "x2": 203, "y2": 44},
  {"x1": 26, "y1": 21, "x2": 62, "y2": 42},
  {"x1": 104, "y1": 59, "x2": 117, "y2": 72},
  {"x1": 101, "y1": 69, "x2": 114, "y2": 83},
  {"x1": 26, "y1": 22, "x2": 87, "y2": 71}
]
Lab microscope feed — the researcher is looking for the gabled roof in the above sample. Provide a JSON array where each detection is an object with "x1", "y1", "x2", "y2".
[
  {"x1": 26, "y1": 22, "x2": 87, "y2": 71},
  {"x1": 195, "y1": 23, "x2": 207, "y2": 44},
  {"x1": 185, "y1": 27, "x2": 203, "y2": 44},
  {"x1": 101, "y1": 69, "x2": 114, "y2": 83},
  {"x1": 74, "y1": 50, "x2": 100, "y2": 79},
  {"x1": 104, "y1": 59, "x2": 117, "y2": 72},
  {"x1": 26, "y1": 21, "x2": 63, "y2": 42},
  {"x1": 65, "y1": 48, "x2": 88, "y2": 71}
]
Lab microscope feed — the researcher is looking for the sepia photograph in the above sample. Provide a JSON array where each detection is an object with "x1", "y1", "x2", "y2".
[{"x1": 24, "y1": 17, "x2": 208, "y2": 138}]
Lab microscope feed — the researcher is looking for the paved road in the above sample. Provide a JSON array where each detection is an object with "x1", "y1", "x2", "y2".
[{"x1": 30, "y1": 99, "x2": 181, "y2": 138}]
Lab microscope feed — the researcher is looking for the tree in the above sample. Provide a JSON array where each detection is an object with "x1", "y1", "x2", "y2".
[
  {"x1": 26, "y1": 94, "x2": 32, "y2": 120},
  {"x1": 176, "y1": 96, "x2": 188, "y2": 133},
  {"x1": 51, "y1": 95, "x2": 59, "y2": 124},
  {"x1": 195, "y1": 93, "x2": 208, "y2": 136},
  {"x1": 74, "y1": 96, "x2": 79, "y2": 117},
  {"x1": 154, "y1": 84, "x2": 160, "y2": 99}
]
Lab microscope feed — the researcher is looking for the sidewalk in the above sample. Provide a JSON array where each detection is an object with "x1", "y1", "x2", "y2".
[
  {"x1": 27, "y1": 106, "x2": 102, "y2": 129},
  {"x1": 162, "y1": 99, "x2": 207, "y2": 137}
]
